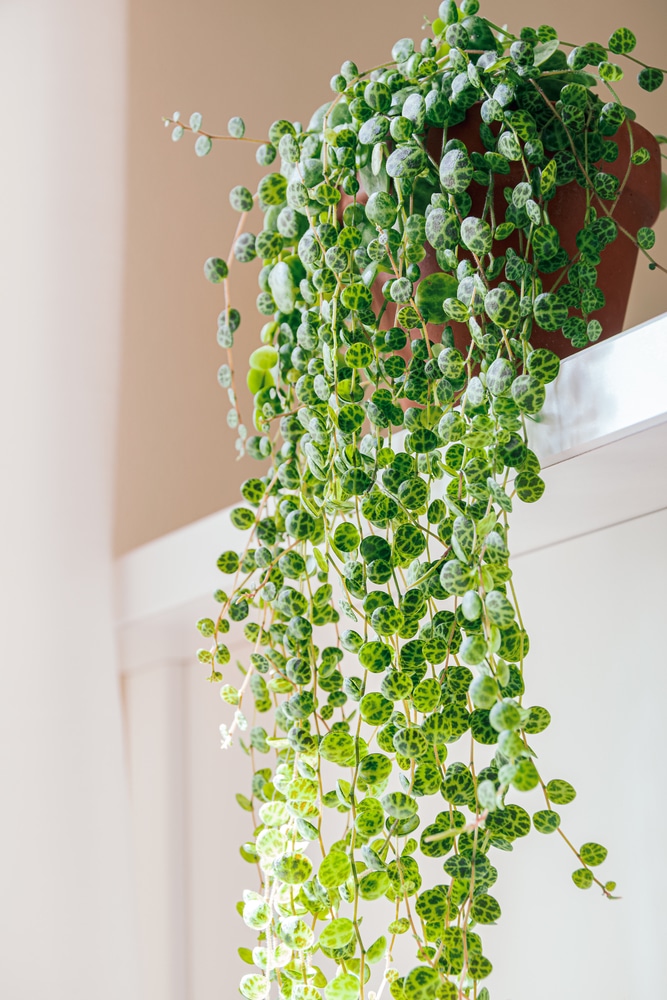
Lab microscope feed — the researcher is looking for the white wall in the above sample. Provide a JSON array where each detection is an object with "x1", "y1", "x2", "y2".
[
  {"x1": 486, "y1": 507, "x2": 667, "y2": 997},
  {"x1": 124, "y1": 661, "x2": 189, "y2": 1000},
  {"x1": 121, "y1": 506, "x2": 667, "y2": 999},
  {"x1": 0, "y1": 2, "x2": 139, "y2": 997}
]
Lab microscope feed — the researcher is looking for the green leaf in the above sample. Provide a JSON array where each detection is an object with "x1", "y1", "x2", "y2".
[
  {"x1": 511, "y1": 758, "x2": 540, "y2": 791},
  {"x1": 273, "y1": 852, "x2": 313, "y2": 885},
  {"x1": 358, "y1": 869, "x2": 391, "y2": 899},
  {"x1": 325, "y1": 974, "x2": 360, "y2": 1000},
  {"x1": 312, "y1": 547, "x2": 328, "y2": 574},
  {"x1": 345, "y1": 341, "x2": 374, "y2": 367},
  {"x1": 497, "y1": 131, "x2": 522, "y2": 161},
  {"x1": 579, "y1": 842, "x2": 608, "y2": 866},
  {"x1": 371, "y1": 604, "x2": 404, "y2": 636},
  {"x1": 533, "y1": 809, "x2": 561, "y2": 833},
  {"x1": 546, "y1": 778, "x2": 577, "y2": 804},
  {"x1": 533, "y1": 292, "x2": 567, "y2": 332},
  {"x1": 230, "y1": 185, "x2": 254, "y2": 213},
  {"x1": 637, "y1": 227, "x2": 656, "y2": 250},
  {"x1": 386, "y1": 144, "x2": 427, "y2": 178},
  {"x1": 459, "y1": 634, "x2": 488, "y2": 666},
  {"x1": 382, "y1": 791, "x2": 418, "y2": 819},
  {"x1": 243, "y1": 898, "x2": 271, "y2": 929},
  {"x1": 392, "y1": 726, "x2": 429, "y2": 758},
  {"x1": 358, "y1": 752, "x2": 393, "y2": 784},
  {"x1": 486, "y1": 590, "x2": 516, "y2": 626},
  {"x1": 511, "y1": 375, "x2": 546, "y2": 415},
  {"x1": 484, "y1": 287, "x2": 520, "y2": 330},
  {"x1": 469, "y1": 675, "x2": 499, "y2": 710},
  {"x1": 388, "y1": 917, "x2": 410, "y2": 934},
  {"x1": 204, "y1": 257, "x2": 228, "y2": 284},
  {"x1": 425, "y1": 207, "x2": 459, "y2": 249},
  {"x1": 255, "y1": 827, "x2": 287, "y2": 860},
  {"x1": 258, "y1": 172, "x2": 288, "y2": 205},
  {"x1": 487, "y1": 477, "x2": 513, "y2": 512},
  {"x1": 524, "y1": 705, "x2": 551, "y2": 733},
  {"x1": 249, "y1": 346, "x2": 278, "y2": 371},
  {"x1": 460, "y1": 216, "x2": 493, "y2": 255},
  {"x1": 411, "y1": 677, "x2": 442, "y2": 713},
  {"x1": 319, "y1": 917, "x2": 356, "y2": 949},
  {"x1": 638, "y1": 67, "x2": 663, "y2": 92},
  {"x1": 195, "y1": 134, "x2": 212, "y2": 157},
  {"x1": 533, "y1": 38, "x2": 560, "y2": 65},
  {"x1": 341, "y1": 283, "x2": 374, "y2": 312},
  {"x1": 318, "y1": 850, "x2": 352, "y2": 888},
  {"x1": 493, "y1": 220, "x2": 515, "y2": 239},
  {"x1": 608, "y1": 27, "x2": 636, "y2": 54},
  {"x1": 441, "y1": 762, "x2": 475, "y2": 804},
  {"x1": 466, "y1": 953, "x2": 493, "y2": 980},
  {"x1": 415, "y1": 272, "x2": 458, "y2": 323},
  {"x1": 525, "y1": 199, "x2": 541, "y2": 225},
  {"x1": 359, "y1": 115, "x2": 390, "y2": 146},
  {"x1": 268, "y1": 261, "x2": 296, "y2": 313},
  {"x1": 280, "y1": 916, "x2": 315, "y2": 949},
  {"x1": 526, "y1": 348, "x2": 560, "y2": 384},
  {"x1": 259, "y1": 801, "x2": 289, "y2": 826},
  {"x1": 470, "y1": 894, "x2": 501, "y2": 924},
  {"x1": 598, "y1": 61, "x2": 623, "y2": 83},
  {"x1": 404, "y1": 965, "x2": 440, "y2": 1000},
  {"x1": 355, "y1": 797, "x2": 385, "y2": 838},
  {"x1": 359, "y1": 692, "x2": 394, "y2": 726},
  {"x1": 515, "y1": 471, "x2": 546, "y2": 503},
  {"x1": 365, "y1": 191, "x2": 397, "y2": 228},
  {"x1": 240, "y1": 974, "x2": 270, "y2": 1000},
  {"x1": 540, "y1": 158, "x2": 557, "y2": 196},
  {"x1": 228, "y1": 116, "x2": 245, "y2": 138},
  {"x1": 293, "y1": 987, "x2": 322, "y2": 1000},
  {"x1": 366, "y1": 935, "x2": 387, "y2": 964},
  {"x1": 439, "y1": 148, "x2": 473, "y2": 193},
  {"x1": 320, "y1": 730, "x2": 356, "y2": 765},
  {"x1": 572, "y1": 867, "x2": 595, "y2": 889},
  {"x1": 440, "y1": 558, "x2": 473, "y2": 595}
]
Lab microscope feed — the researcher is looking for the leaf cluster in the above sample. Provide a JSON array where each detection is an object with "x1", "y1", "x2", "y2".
[{"x1": 172, "y1": 2, "x2": 665, "y2": 997}]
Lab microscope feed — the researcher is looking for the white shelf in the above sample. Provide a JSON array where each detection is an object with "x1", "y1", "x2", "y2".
[
  {"x1": 509, "y1": 311, "x2": 667, "y2": 555},
  {"x1": 115, "y1": 312, "x2": 667, "y2": 673},
  {"x1": 529, "y1": 311, "x2": 667, "y2": 460}
]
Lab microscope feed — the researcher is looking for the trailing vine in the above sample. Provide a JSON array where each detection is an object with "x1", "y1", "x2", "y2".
[{"x1": 166, "y1": 4, "x2": 665, "y2": 998}]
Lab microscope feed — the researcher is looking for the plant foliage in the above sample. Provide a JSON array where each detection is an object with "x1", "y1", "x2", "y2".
[{"x1": 167, "y1": 3, "x2": 664, "y2": 996}]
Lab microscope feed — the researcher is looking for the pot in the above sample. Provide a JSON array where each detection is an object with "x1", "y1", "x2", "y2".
[{"x1": 364, "y1": 111, "x2": 661, "y2": 358}]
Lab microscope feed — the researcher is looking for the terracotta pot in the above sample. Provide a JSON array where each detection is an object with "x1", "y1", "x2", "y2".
[{"x1": 361, "y1": 110, "x2": 661, "y2": 359}]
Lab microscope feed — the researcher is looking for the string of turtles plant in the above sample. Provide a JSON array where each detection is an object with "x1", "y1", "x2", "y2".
[{"x1": 166, "y1": 4, "x2": 665, "y2": 998}]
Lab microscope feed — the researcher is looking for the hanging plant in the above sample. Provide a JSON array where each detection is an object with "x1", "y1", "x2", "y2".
[{"x1": 166, "y1": 4, "x2": 665, "y2": 998}]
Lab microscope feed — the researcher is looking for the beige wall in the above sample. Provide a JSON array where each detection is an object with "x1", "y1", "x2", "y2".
[{"x1": 114, "y1": 0, "x2": 667, "y2": 554}]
